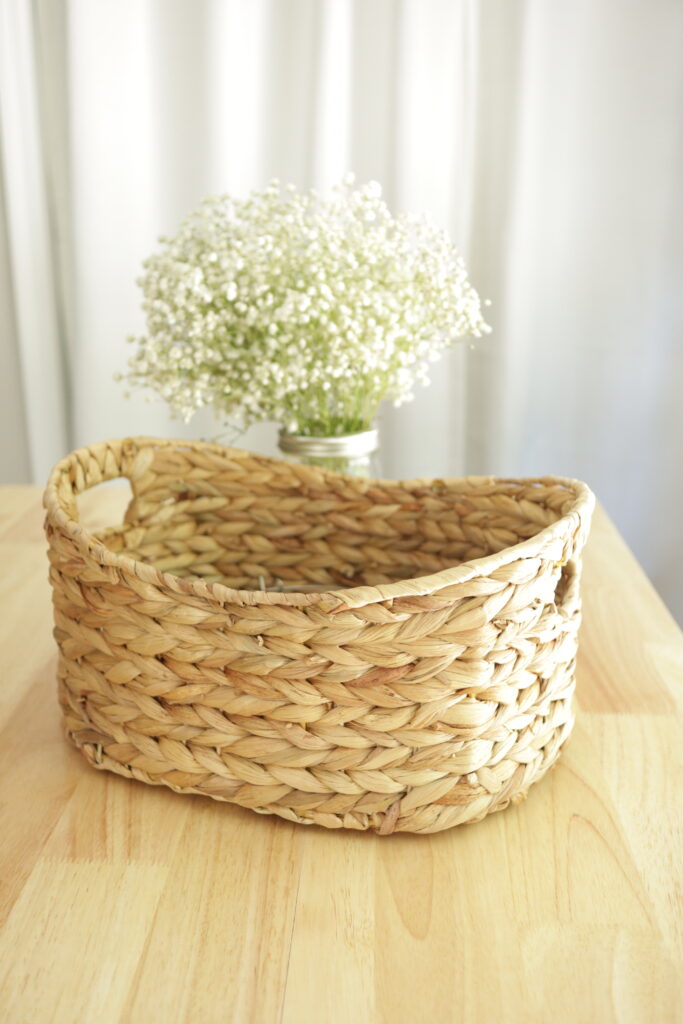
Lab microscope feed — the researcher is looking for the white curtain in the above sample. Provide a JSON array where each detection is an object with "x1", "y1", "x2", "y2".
[{"x1": 1, "y1": 0, "x2": 682, "y2": 621}]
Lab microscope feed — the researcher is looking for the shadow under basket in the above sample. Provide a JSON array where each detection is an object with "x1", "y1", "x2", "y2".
[{"x1": 43, "y1": 437, "x2": 594, "y2": 835}]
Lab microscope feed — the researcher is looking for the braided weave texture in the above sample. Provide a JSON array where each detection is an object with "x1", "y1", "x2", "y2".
[{"x1": 44, "y1": 437, "x2": 594, "y2": 835}]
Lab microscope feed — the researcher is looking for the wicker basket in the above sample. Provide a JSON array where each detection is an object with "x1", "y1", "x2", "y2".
[{"x1": 44, "y1": 437, "x2": 594, "y2": 835}]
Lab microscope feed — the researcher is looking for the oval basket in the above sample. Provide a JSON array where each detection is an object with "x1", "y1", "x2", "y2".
[{"x1": 44, "y1": 437, "x2": 594, "y2": 835}]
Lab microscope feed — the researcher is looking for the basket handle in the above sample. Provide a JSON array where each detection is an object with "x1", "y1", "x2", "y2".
[
  {"x1": 555, "y1": 556, "x2": 582, "y2": 611},
  {"x1": 43, "y1": 439, "x2": 145, "y2": 525}
]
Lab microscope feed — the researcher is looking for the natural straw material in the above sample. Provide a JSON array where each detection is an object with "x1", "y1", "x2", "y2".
[{"x1": 44, "y1": 437, "x2": 594, "y2": 835}]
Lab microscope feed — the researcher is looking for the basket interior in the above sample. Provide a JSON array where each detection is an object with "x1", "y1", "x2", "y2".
[{"x1": 91, "y1": 455, "x2": 579, "y2": 593}]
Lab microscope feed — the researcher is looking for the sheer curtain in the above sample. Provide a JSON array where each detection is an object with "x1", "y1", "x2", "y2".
[{"x1": 1, "y1": 0, "x2": 682, "y2": 620}]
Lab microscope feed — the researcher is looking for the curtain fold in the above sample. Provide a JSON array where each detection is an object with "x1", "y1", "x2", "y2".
[
  {"x1": 1, "y1": 0, "x2": 682, "y2": 620},
  {"x1": 0, "y1": 0, "x2": 69, "y2": 482}
]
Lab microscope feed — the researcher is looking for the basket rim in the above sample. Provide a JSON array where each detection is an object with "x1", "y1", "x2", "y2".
[{"x1": 43, "y1": 436, "x2": 595, "y2": 610}]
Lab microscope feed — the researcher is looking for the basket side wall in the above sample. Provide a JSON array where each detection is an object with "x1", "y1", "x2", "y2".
[{"x1": 48, "y1": 508, "x2": 587, "y2": 834}]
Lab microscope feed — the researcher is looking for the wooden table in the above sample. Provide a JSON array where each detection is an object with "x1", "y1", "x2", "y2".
[{"x1": 0, "y1": 485, "x2": 681, "y2": 1023}]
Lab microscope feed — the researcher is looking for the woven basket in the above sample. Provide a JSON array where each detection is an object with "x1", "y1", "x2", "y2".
[{"x1": 44, "y1": 436, "x2": 594, "y2": 835}]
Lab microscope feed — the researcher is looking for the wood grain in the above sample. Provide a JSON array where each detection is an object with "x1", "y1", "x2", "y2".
[{"x1": 0, "y1": 487, "x2": 681, "y2": 1023}]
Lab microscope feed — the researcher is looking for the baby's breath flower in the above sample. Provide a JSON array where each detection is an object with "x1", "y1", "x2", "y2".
[{"x1": 123, "y1": 177, "x2": 490, "y2": 435}]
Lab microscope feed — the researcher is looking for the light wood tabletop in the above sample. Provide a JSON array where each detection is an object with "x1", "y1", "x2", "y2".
[{"x1": 0, "y1": 484, "x2": 681, "y2": 1024}]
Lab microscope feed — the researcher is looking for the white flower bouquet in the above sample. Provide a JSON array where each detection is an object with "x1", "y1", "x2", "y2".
[{"x1": 123, "y1": 175, "x2": 490, "y2": 439}]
